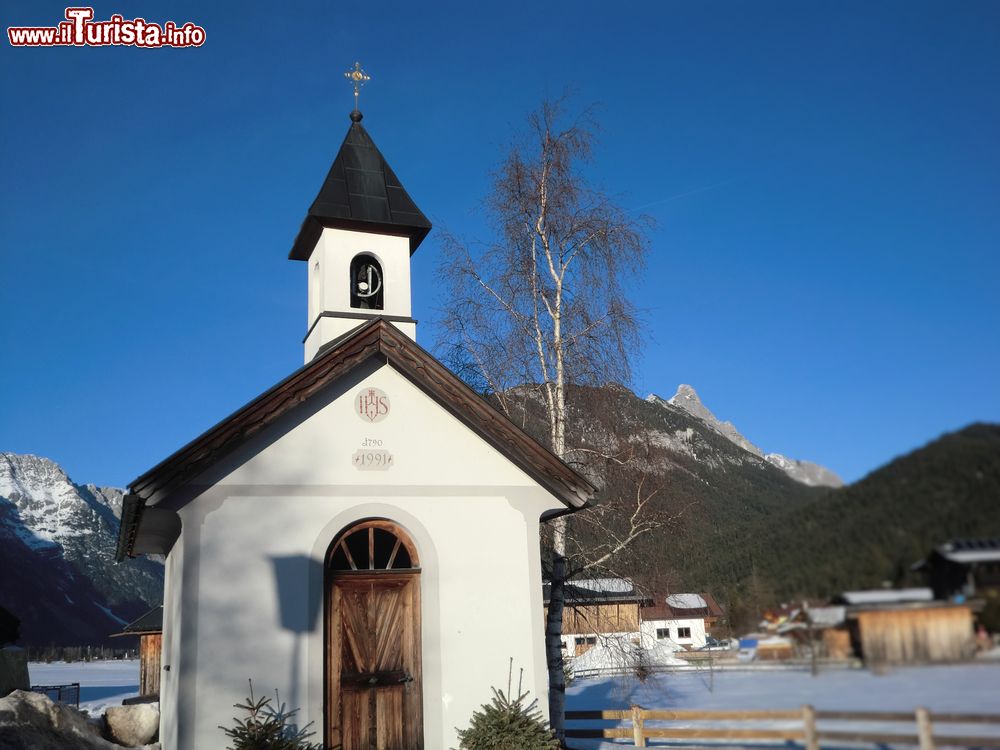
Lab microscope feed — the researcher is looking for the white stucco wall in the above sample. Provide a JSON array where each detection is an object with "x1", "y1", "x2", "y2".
[
  {"x1": 155, "y1": 360, "x2": 562, "y2": 749},
  {"x1": 639, "y1": 617, "x2": 707, "y2": 649},
  {"x1": 158, "y1": 523, "x2": 183, "y2": 750},
  {"x1": 304, "y1": 227, "x2": 415, "y2": 360}
]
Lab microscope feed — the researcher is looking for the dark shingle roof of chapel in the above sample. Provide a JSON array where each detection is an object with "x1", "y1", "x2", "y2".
[{"x1": 289, "y1": 110, "x2": 431, "y2": 260}]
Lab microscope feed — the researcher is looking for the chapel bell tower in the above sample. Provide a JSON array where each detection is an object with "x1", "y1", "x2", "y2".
[{"x1": 289, "y1": 65, "x2": 431, "y2": 362}]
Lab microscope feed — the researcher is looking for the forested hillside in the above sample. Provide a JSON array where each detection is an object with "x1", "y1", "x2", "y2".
[
  {"x1": 713, "y1": 423, "x2": 1000, "y2": 604},
  {"x1": 503, "y1": 384, "x2": 824, "y2": 593},
  {"x1": 510, "y1": 385, "x2": 1000, "y2": 630}
]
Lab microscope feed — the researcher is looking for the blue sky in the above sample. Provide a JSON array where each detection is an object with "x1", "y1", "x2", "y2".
[{"x1": 1, "y1": 1, "x2": 998, "y2": 488}]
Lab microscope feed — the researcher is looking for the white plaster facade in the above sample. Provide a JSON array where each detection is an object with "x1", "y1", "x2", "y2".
[
  {"x1": 639, "y1": 616, "x2": 708, "y2": 649},
  {"x1": 155, "y1": 360, "x2": 564, "y2": 749},
  {"x1": 304, "y1": 227, "x2": 415, "y2": 361},
  {"x1": 123, "y1": 112, "x2": 593, "y2": 749}
]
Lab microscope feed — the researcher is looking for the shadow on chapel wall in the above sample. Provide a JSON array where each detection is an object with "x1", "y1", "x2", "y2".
[{"x1": 269, "y1": 554, "x2": 324, "y2": 725}]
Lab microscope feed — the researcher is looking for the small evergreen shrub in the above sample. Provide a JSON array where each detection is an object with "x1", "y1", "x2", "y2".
[
  {"x1": 454, "y1": 661, "x2": 559, "y2": 750},
  {"x1": 220, "y1": 680, "x2": 322, "y2": 750},
  {"x1": 562, "y1": 658, "x2": 575, "y2": 688}
]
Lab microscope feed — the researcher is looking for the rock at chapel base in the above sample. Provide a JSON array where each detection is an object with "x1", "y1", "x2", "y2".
[
  {"x1": 0, "y1": 647, "x2": 29, "y2": 698},
  {"x1": 0, "y1": 689, "x2": 125, "y2": 749},
  {"x1": 105, "y1": 702, "x2": 160, "y2": 747}
]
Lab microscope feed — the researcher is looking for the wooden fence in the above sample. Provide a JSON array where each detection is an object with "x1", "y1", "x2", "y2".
[{"x1": 565, "y1": 706, "x2": 1000, "y2": 749}]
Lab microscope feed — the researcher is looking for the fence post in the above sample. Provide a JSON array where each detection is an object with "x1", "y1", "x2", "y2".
[
  {"x1": 802, "y1": 704, "x2": 819, "y2": 750},
  {"x1": 631, "y1": 704, "x2": 646, "y2": 748},
  {"x1": 916, "y1": 707, "x2": 935, "y2": 750}
]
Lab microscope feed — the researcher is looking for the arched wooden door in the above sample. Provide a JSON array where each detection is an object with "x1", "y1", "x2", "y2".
[{"x1": 327, "y1": 520, "x2": 422, "y2": 750}]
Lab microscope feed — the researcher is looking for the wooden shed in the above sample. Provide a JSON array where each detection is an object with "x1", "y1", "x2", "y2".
[
  {"x1": 844, "y1": 601, "x2": 976, "y2": 665},
  {"x1": 111, "y1": 605, "x2": 162, "y2": 698},
  {"x1": 822, "y1": 627, "x2": 853, "y2": 660}
]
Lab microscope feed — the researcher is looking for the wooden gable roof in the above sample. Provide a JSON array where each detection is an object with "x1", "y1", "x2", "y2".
[
  {"x1": 110, "y1": 605, "x2": 163, "y2": 637},
  {"x1": 117, "y1": 318, "x2": 594, "y2": 560}
]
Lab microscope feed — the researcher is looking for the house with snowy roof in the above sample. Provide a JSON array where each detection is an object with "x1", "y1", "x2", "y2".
[
  {"x1": 913, "y1": 537, "x2": 1000, "y2": 600},
  {"x1": 640, "y1": 592, "x2": 725, "y2": 650},
  {"x1": 115, "y1": 99, "x2": 594, "y2": 750},
  {"x1": 543, "y1": 578, "x2": 651, "y2": 656},
  {"x1": 544, "y1": 582, "x2": 726, "y2": 655}
]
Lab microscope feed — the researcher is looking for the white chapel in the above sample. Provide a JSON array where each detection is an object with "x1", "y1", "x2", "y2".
[{"x1": 116, "y1": 96, "x2": 593, "y2": 750}]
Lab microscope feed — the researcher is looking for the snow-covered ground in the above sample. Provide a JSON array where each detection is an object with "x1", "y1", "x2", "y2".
[
  {"x1": 566, "y1": 663, "x2": 1000, "y2": 748},
  {"x1": 23, "y1": 659, "x2": 1000, "y2": 747},
  {"x1": 29, "y1": 659, "x2": 139, "y2": 716}
]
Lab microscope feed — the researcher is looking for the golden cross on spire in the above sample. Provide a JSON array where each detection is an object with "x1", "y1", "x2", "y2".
[{"x1": 344, "y1": 61, "x2": 371, "y2": 112}]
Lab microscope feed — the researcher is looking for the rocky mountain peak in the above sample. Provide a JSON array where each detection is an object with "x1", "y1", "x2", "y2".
[
  {"x1": 668, "y1": 385, "x2": 710, "y2": 420},
  {"x1": 648, "y1": 385, "x2": 843, "y2": 488},
  {"x1": 0, "y1": 452, "x2": 163, "y2": 645},
  {"x1": 1, "y1": 452, "x2": 70, "y2": 491},
  {"x1": 1, "y1": 452, "x2": 83, "y2": 551},
  {"x1": 660, "y1": 385, "x2": 765, "y2": 459}
]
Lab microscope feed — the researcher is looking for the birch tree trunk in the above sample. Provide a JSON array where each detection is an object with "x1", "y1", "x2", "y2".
[{"x1": 436, "y1": 97, "x2": 654, "y2": 747}]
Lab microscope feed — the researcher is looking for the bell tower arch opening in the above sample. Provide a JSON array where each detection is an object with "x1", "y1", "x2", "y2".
[{"x1": 349, "y1": 253, "x2": 384, "y2": 311}]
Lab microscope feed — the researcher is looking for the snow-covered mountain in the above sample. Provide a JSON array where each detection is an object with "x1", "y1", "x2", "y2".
[
  {"x1": 649, "y1": 385, "x2": 843, "y2": 488},
  {"x1": 0, "y1": 453, "x2": 163, "y2": 646}
]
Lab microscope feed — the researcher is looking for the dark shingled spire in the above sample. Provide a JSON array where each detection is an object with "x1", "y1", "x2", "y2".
[{"x1": 289, "y1": 111, "x2": 431, "y2": 260}]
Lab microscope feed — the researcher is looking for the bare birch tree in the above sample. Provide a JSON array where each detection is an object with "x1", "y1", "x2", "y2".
[{"x1": 437, "y1": 97, "x2": 660, "y2": 742}]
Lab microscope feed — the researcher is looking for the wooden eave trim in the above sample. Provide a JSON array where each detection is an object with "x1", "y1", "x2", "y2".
[
  {"x1": 129, "y1": 320, "x2": 385, "y2": 500},
  {"x1": 127, "y1": 318, "x2": 594, "y2": 524},
  {"x1": 109, "y1": 629, "x2": 162, "y2": 638},
  {"x1": 376, "y1": 324, "x2": 595, "y2": 509},
  {"x1": 115, "y1": 493, "x2": 144, "y2": 562}
]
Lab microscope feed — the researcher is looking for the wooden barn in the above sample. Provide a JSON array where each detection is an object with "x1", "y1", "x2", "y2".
[
  {"x1": 834, "y1": 590, "x2": 976, "y2": 665},
  {"x1": 640, "y1": 592, "x2": 726, "y2": 651},
  {"x1": 111, "y1": 605, "x2": 162, "y2": 699},
  {"x1": 544, "y1": 579, "x2": 650, "y2": 655}
]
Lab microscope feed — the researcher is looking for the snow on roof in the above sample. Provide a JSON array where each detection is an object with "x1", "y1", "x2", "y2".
[
  {"x1": 945, "y1": 550, "x2": 1000, "y2": 563},
  {"x1": 808, "y1": 606, "x2": 846, "y2": 627},
  {"x1": 938, "y1": 538, "x2": 1000, "y2": 564},
  {"x1": 640, "y1": 592, "x2": 724, "y2": 622},
  {"x1": 545, "y1": 577, "x2": 642, "y2": 605},
  {"x1": 666, "y1": 593, "x2": 707, "y2": 610},
  {"x1": 572, "y1": 578, "x2": 634, "y2": 594},
  {"x1": 839, "y1": 588, "x2": 934, "y2": 605}
]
